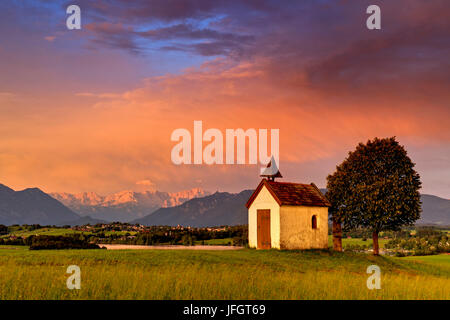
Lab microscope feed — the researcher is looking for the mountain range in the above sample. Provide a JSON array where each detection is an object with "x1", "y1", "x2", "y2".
[
  {"x1": 132, "y1": 190, "x2": 254, "y2": 227},
  {"x1": 0, "y1": 182, "x2": 448, "y2": 227},
  {"x1": 50, "y1": 188, "x2": 209, "y2": 222}
]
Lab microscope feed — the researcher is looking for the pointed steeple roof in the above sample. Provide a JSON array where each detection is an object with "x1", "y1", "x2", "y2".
[{"x1": 260, "y1": 156, "x2": 282, "y2": 180}]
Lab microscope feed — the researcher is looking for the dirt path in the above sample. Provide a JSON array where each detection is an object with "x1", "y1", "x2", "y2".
[{"x1": 100, "y1": 244, "x2": 243, "y2": 250}]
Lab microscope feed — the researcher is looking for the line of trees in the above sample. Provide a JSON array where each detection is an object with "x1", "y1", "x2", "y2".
[
  {"x1": 96, "y1": 225, "x2": 248, "y2": 246},
  {"x1": 29, "y1": 235, "x2": 101, "y2": 250}
]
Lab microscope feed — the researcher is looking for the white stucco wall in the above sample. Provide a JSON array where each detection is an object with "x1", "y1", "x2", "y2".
[
  {"x1": 248, "y1": 185, "x2": 281, "y2": 249},
  {"x1": 279, "y1": 206, "x2": 329, "y2": 250}
]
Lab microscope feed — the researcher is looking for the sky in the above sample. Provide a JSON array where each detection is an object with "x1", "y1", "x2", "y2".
[{"x1": 0, "y1": 0, "x2": 449, "y2": 198}]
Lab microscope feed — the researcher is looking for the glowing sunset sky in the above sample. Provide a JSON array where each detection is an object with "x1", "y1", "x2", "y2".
[{"x1": 0, "y1": 0, "x2": 449, "y2": 197}]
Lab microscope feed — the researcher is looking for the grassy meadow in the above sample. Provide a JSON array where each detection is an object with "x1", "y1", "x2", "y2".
[
  {"x1": 0, "y1": 227, "x2": 137, "y2": 238},
  {"x1": 195, "y1": 237, "x2": 234, "y2": 245},
  {"x1": 0, "y1": 246, "x2": 448, "y2": 300},
  {"x1": 327, "y1": 235, "x2": 390, "y2": 249}
]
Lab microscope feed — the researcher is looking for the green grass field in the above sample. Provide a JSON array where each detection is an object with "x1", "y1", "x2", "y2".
[
  {"x1": 0, "y1": 246, "x2": 448, "y2": 300},
  {"x1": 401, "y1": 255, "x2": 450, "y2": 276},
  {"x1": 194, "y1": 238, "x2": 233, "y2": 245},
  {"x1": 404, "y1": 254, "x2": 450, "y2": 266},
  {"x1": 1, "y1": 227, "x2": 137, "y2": 238},
  {"x1": 328, "y1": 235, "x2": 389, "y2": 249},
  {"x1": 0, "y1": 227, "x2": 85, "y2": 238}
]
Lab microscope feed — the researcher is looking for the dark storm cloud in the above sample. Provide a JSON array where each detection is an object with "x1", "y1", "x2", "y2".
[
  {"x1": 84, "y1": 21, "x2": 255, "y2": 55},
  {"x1": 25, "y1": 0, "x2": 450, "y2": 93},
  {"x1": 61, "y1": 0, "x2": 274, "y2": 56},
  {"x1": 139, "y1": 23, "x2": 254, "y2": 42},
  {"x1": 64, "y1": 0, "x2": 278, "y2": 22}
]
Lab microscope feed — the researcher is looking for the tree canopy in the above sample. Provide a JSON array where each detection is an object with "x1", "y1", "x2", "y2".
[{"x1": 326, "y1": 137, "x2": 422, "y2": 254}]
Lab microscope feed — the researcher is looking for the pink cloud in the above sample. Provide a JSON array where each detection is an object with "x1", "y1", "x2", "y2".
[{"x1": 44, "y1": 36, "x2": 56, "y2": 42}]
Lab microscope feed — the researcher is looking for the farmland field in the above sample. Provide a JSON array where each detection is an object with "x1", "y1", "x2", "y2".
[
  {"x1": 0, "y1": 246, "x2": 448, "y2": 300},
  {"x1": 0, "y1": 227, "x2": 85, "y2": 238},
  {"x1": 404, "y1": 254, "x2": 450, "y2": 266},
  {"x1": 328, "y1": 235, "x2": 389, "y2": 249},
  {"x1": 401, "y1": 254, "x2": 450, "y2": 276},
  {"x1": 194, "y1": 237, "x2": 234, "y2": 245},
  {"x1": 0, "y1": 227, "x2": 137, "y2": 238}
]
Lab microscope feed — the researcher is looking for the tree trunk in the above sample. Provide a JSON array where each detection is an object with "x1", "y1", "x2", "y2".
[
  {"x1": 372, "y1": 231, "x2": 379, "y2": 255},
  {"x1": 332, "y1": 220, "x2": 343, "y2": 252}
]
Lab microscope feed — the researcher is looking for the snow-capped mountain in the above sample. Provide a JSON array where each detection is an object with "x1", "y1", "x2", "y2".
[{"x1": 50, "y1": 188, "x2": 209, "y2": 222}]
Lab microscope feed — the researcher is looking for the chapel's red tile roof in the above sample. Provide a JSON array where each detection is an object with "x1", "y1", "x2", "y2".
[{"x1": 245, "y1": 179, "x2": 331, "y2": 208}]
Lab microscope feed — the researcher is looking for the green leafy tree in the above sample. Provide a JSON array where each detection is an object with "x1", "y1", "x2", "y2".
[{"x1": 326, "y1": 137, "x2": 422, "y2": 255}]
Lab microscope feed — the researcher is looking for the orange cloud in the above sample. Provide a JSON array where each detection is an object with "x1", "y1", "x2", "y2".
[
  {"x1": 1, "y1": 56, "x2": 448, "y2": 196},
  {"x1": 44, "y1": 36, "x2": 56, "y2": 42},
  {"x1": 1, "y1": 1, "x2": 449, "y2": 197}
]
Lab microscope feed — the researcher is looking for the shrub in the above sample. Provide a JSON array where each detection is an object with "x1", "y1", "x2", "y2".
[
  {"x1": 385, "y1": 233, "x2": 449, "y2": 256},
  {"x1": 0, "y1": 224, "x2": 8, "y2": 235},
  {"x1": 29, "y1": 235, "x2": 101, "y2": 250}
]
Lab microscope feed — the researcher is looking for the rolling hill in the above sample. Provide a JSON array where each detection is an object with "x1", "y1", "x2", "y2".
[
  {"x1": 59, "y1": 215, "x2": 107, "y2": 226},
  {"x1": 133, "y1": 190, "x2": 254, "y2": 227},
  {"x1": 134, "y1": 189, "x2": 449, "y2": 227},
  {"x1": 320, "y1": 188, "x2": 449, "y2": 225},
  {"x1": 0, "y1": 184, "x2": 79, "y2": 225},
  {"x1": 419, "y1": 194, "x2": 450, "y2": 225}
]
